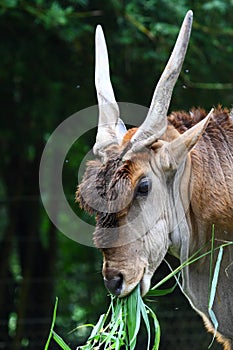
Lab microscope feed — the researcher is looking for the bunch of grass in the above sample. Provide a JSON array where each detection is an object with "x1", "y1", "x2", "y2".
[
  {"x1": 76, "y1": 284, "x2": 160, "y2": 350},
  {"x1": 45, "y1": 282, "x2": 177, "y2": 350}
]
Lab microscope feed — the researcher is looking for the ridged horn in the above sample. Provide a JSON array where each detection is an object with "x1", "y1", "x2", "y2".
[
  {"x1": 131, "y1": 10, "x2": 193, "y2": 147},
  {"x1": 93, "y1": 25, "x2": 119, "y2": 157}
]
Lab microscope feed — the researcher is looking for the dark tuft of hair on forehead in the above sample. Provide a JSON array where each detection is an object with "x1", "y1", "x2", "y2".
[
  {"x1": 76, "y1": 144, "x2": 134, "y2": 221},
  {"x1": 95, "y1": 156, "x2": 123, "y2": 200}
]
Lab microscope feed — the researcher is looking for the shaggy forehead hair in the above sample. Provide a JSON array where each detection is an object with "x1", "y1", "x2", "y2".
[{"x1": 76, "y1": 143, "x2": 146, "y2": 245}]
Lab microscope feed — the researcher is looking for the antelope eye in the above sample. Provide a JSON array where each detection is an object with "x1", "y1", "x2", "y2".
[{"x1": 136, "y1": 177, "x2": 151, "y2": 196}]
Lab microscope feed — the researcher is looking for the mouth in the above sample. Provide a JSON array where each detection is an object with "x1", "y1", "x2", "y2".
[
  {"x1": 103, "y1": 263, "x2": 153, "y2": 298},
  {"x1": 118, "y1": 271, "x2": 152, "y2": 298}
]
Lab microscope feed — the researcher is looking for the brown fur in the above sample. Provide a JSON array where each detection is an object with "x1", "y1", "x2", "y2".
[
  {"x1": 168, "y1": 107, "x2": 233, "y2": 348},
  {"x1": 122, "y1": 127, "x2": 138, "y2": 144},
  {"x1": 175, "y1": 109, "x2": 233, "y2": 226},
  {"x1": 163, "y1": 107, "x2": 233, "y2": 228}
]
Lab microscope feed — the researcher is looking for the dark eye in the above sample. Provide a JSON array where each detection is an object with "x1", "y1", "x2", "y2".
[{"x1": 136, "y1": 177, "x2": 151, "y2": 197}]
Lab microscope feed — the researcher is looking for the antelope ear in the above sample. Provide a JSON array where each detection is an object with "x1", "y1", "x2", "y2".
[{"x1": 163, "y1": 109, "x2": 213, "y2": 169}]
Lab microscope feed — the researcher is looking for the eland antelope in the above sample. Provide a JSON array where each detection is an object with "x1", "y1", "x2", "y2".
[{"x1": 76, "y1": 11, "x2": 233, "y2": 349}]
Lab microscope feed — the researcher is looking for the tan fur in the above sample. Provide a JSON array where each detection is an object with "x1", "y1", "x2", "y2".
[{"x1": 202, "y1": 313, "x2": 232, "y2": 350}]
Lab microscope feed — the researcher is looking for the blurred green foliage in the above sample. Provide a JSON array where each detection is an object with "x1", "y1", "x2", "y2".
[{"x1": 0, "y1": 0, "x2": 232, "y2": 349}]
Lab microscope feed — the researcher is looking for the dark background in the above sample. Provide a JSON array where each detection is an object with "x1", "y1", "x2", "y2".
[{"x1": 1, "y1": 1, "x2": 232, "y2": 349}]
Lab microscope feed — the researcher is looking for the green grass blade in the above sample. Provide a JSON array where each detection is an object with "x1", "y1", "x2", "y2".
[
  {"x1": 68, "y1": 324, "x2": 94, "y2": 335},
  {"x1": 209, "y1": 245, "x2": 223, "y2": 310},
  {"x1": 52, "y1": 331, "x2": 72, "y2": 350},
  {"x1": 140, "y1": 298, "x2": 151, "y2": 350},
  {"x1": 123, "y1": 298, "x2": 129, "y2": 348},
  {"x1": 208, "y1": 224, "x2": 215, "y2": 301},
  {"x1": 126, "y1": 285, "x2": 141, "y2": 350},
  {"x1": 44, "y1": 297, "x2": 58, "y2": 350},
  {"x1": 145, "y1": 305, "x2": 161, "y2": 350},
  {"x1": 149, "y1": 245, "x2": 206, "y2": 291},
  {"x1": 208, "y1": 245, "x2": 223, "y2": 348},
  {"x1": 103, "y1": 303, "x2": 123, "y2": 349},
  {"x1": 208, "y1": 310, "x2": 219, "y2": 349},
  {"x1": 146, "y1": 281, "x2": 177, "y2": 297},
  {"x1": 131, "y1": 293, "x2": 141, "y2": 349},
  {"x1": 150, "y1": 241, "x2": 233, "y2": 291},
  {"x1": 88, "y1": 313, "x2": 105, "y2": 340}
]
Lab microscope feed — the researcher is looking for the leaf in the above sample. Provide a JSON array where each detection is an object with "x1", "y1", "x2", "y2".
[
  {"x1": 140, "y1": 298, "x2": 151, "y2": 350},
  {"x1": 209, "y1": 246, "x2": 223, "y2": 310},
  {"x1": 145, "y1": 305, "x2": 161, "y2": 350},
  {"x1": 208, "y1": 245, "x2": 223, "y2": 348},
  {"x1": 126, "y1": 285, "x2": 141, "y2": 350},
  {"x1": 103, "y1": 305, "x2": 122, "y2": 349},
  {"x1": 53, "y1": 331, "x2": 72, "y2": 350},
  {"x1": 149, "y1": 241, "x2": 233, "y2": 291},
  {"x1": 68, "y1": 324, "x2": 94, "y2": 335},
  {"x1": 126, "y1": 286, "x2": 140, "y2": 350},
  {"x1": 88, "y1": 313, "x2": 105, "y2": 340},
  {"x1": 44, "y1": 297, "x2": 59, "y2": 350},
  {"x1": 208, "y1": 224, "x2": 215, "y2": 300},
  {"x1": 146, "y1": 282, "x2": 177, "y2": 297}
]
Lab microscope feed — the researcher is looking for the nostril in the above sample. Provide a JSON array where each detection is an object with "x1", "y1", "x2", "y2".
[{"x1": 104, "y1": 273, "x2": 123, "y2": 296}]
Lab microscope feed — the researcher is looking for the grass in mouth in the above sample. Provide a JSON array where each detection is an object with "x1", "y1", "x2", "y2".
[
  {"x1": 74, "y1": 283, "x2": 164, "y2": 350},
  {"x1": 45, "y1": 284, "x2": 163, "y2": 350},
  {"x1": 45, "y1": 278, "x2": 178, "y2": 350}
]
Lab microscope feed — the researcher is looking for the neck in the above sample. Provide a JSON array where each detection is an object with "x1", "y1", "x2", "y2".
[{"x1": 168, "y1": 155, "x2": 192, "y2": 260}]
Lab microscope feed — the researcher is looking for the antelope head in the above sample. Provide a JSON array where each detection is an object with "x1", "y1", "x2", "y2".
[{"x1": 77, "y1": 11, "x2": 211, "y2": 297}]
